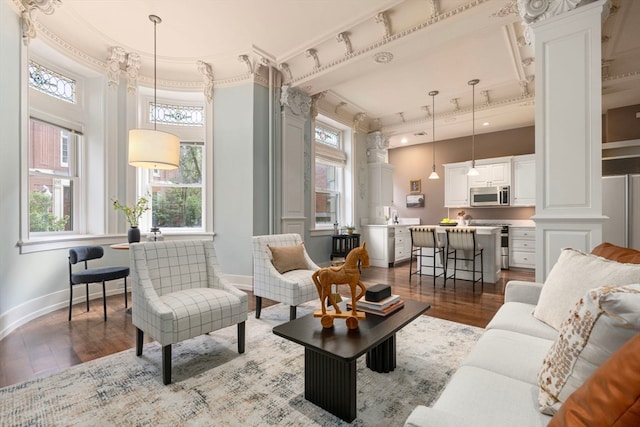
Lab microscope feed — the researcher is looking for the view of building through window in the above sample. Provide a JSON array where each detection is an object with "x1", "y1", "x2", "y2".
[
  {"x1": 314, "y1": 122, "x2": 346, "y2": 228},
  {"x1": 28, "y1": 120, "x2": 76, "y2": 232}
]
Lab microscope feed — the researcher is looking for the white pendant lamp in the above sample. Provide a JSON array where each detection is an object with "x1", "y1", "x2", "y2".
[
  {"x1": 128, "y1": 15, "x2": 180, "y2": 170},
  {"x1": 467, "y1": 78, "x2": 480, "y2": 176},
  {"x1": 428, "y1": 90, "x2": 439, "y2": 180}
]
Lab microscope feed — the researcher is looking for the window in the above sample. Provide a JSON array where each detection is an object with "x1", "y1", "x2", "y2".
[
  {"x1": 28, "y1": 119, "x2": 78, "y2": 233},
  {"x1": 28, "y1": 61, "x2": 76, "y2": 104},
  {"x1": 150, "y1": 142, "x2": 203, "y2": 229},
  {"x1": 314, "y1": 122, "x2": 348, "y2": 228}
]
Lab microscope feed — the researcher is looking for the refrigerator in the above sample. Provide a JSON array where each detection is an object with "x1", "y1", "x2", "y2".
[{"x1": 602, "y1": 174, "x2": 640, "y2": 250}]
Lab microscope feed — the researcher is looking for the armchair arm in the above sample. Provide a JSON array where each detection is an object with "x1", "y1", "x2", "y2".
[
  {"x1": 132, "y1": 275, "x2": 175, "y2": 343},
  {"x1": 212, "y1": 272, "x2": 248, "y2": 304},
  {"x1": 404, "y1": 407, "x2": 470, "y2": 427},
  {"x1": 504, "y1": 280, "x2": 544, "y2": 305}
]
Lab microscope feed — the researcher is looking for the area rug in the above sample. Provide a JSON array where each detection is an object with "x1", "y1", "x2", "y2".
[{"x1": 0, "y1": 303, "x2": 483, "y2": 426}]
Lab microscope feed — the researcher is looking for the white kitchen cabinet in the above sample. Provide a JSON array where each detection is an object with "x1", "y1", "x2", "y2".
[
  {"x1": 368, "y1": 163, "x2": 394, "y2": 206},
  {"x1": 360, "y1": 226, "x2": 395, "y2": 268},
  {"x1": 394, "y1": 225, "x2": 411, "y2": 263},
  {"x1": 510, "y1": 227, "x2": 535, "y2": 269},
  {"x1": 468, "y1": 159, "x2": 511, "y2": 188},
  {"x1": 444, "y1": 162, "x2": 470, "y2": 207},
  {"x1": 512, "y1": 154, "x2": 536, "y2": 206}
]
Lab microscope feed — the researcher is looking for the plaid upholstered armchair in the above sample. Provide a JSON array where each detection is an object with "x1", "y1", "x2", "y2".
[
  {"x1": 252, "y1": 233, "x2": 320, "y2": 321},
  {"x1": 130, "y1": 240, "x2": 248, "y2": 384}
]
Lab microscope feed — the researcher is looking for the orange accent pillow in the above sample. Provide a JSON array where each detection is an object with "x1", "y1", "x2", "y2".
[
  {"x1": 548, "y1": 333, "x2": 640, "y2": 427},
  {"x1": 267, "y1": 243, "x2": 308, "y2": 274},
  {"x1": 591, "y1": 242, "x2": 640, "y2": 264}
]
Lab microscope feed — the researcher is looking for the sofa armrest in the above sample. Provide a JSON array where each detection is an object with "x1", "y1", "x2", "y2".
[
  {"x1": 404, "y1": 406, "x2": 470, "y2": 427},
  {"x1": 504, "y1": 280, "x2": 544, "y2": 304}
]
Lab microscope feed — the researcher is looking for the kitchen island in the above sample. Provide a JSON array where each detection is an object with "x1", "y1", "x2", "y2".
[
  {"x1": 360, "y1": 224, "x2": 501, "y2": 284},
  {"x1": 420, "y1": 226, "x2": 501, "y2": 284}
]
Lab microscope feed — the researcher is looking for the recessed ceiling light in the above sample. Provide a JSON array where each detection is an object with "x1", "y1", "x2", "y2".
[
  {"x1": 483, "y1": 122, "x2": 490, "y2": 126},
  {"x1": 401, "y1": 137, "x2": 408, "y2": 144},
  {"x1": 373, "y1": 52, "x2": 394, "y2": 64}
]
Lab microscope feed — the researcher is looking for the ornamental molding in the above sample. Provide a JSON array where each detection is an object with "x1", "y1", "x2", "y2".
[
  {"x1": 106, "y1": 47, "x2": 126, "y2": 88},
  {"x1": 280, "y1": 85, "x2": 312, "y2": 118},
  {"x1": 19, "y1": 0, "x2": 61, "y2": 44},
  {"x1": 125, "y1": 53, "x2": 140, "y2": 95},
  {"x1": 197, "y1": 60, "x2": 214, "y2": 102},
  {"x1": 289, "y1": 0, "x2": 490, "y2": 85},
  {"x1": 310, "y1": 91, "x2": 326, "y2": 118},
  {"x1": 305, "y1": 49, "x2": 320, "y2": 70},
  {"x1": 375, "y1": 11, "x2": 392, "y2": 39},
  {"x1": 336, "y1": 32, "x2": 353, "y2": 56},
  {"x1": 366, "y1": 130, "x2": 389, "y2": 150},
  {"x1": 381, "y1": 92, "x2": 536, "y2": 133},
  {"x1": 238, "y1": 54, "x2": 253, "y2": 74}
]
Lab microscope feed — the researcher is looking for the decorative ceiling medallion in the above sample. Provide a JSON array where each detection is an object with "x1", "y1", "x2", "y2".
[{"x1": 373, "y1": 52, "x2": 394, "y2": 64}]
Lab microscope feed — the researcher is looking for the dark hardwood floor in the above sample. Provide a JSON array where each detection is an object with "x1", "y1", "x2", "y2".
[{"x1": 0, "y1": 261, "x2": 534, "y2": 388}]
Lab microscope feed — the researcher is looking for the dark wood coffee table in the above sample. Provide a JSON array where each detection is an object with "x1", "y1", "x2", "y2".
[{"x1": 272, "y1": 299, "x2": 430, "y2": 422}]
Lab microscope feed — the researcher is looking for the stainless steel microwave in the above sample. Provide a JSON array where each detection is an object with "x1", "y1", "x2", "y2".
[{"x1": 470, "y1": 186, "x2": 510, "y2": 207}]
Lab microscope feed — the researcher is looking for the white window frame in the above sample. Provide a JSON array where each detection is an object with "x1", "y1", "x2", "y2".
[{"x1": 313, "y1": 119, "x2": 353, "y2": 231}]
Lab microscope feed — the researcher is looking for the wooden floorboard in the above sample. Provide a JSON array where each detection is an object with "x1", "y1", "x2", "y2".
[{"x1": 0, "y1": 263, "x2": 534, "y2": 388}]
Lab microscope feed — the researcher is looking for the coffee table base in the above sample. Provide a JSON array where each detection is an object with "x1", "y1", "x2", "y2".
[{"x1": 304, "y1": 333, "x2": 397, "y2": 422}]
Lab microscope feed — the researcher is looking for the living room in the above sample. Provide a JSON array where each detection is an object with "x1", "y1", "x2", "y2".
[{"x1": 1, "y1": 0, "x2": 639, "y2": 425}]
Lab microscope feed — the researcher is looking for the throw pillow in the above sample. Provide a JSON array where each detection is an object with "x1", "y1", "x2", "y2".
[
  {"x1": 591, "y1": 242, "x2": 640, "y2": 264},
  {"x1": 268, "y1": 243, "x2": 308, "y2": 274},
  {"x1": 533, "y1": 248, "x2": 640, "y2": 330},
  {"x1": 548, "y1": 333, "x2": 640, "y2": 427},
  {"x1": 537, "y1": 284, "x2": 640, "y2": 415}
]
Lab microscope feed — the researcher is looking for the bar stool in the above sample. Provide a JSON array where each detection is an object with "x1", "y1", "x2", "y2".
[
  {"x1": 445, "y1": 227, "x2": 483, "y2": 292},
  {"x1": 409, "y1": 226, "x2": 446, "y2": 287}
]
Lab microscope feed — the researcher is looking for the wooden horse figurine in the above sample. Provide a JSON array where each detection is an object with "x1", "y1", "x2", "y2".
[{"x1": 312, "y1": 243, "x2": 370, "y2": 329}]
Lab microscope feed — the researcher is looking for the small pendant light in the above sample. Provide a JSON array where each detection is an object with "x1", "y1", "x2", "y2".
[
  {"x1": 428, "y1": 90, "x2": 439, "y2": 180},
  {"x1": 467, "y1": 78, "x2": 480, "y2": 176}
]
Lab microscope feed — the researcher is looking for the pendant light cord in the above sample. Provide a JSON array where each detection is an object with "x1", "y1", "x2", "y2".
[
  {"x1": 149, "y1": 15, "x2": 161, "y2": 131},
  {"x1": 468, "y1": 79, "x2": 479, "y2": 168},
  {"x1": 429, "y1": 90, "x2": 438, "y2": 172}
]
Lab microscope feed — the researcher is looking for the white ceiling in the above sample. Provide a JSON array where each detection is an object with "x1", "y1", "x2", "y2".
[{"x1": 17, "y1": 0, "x2": 640, "y2": 148}]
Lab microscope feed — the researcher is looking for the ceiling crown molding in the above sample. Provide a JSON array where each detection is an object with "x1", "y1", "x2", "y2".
[
  {"x1": 197, "y1": 60, "x2": 214, "y2": 102},
  {"x1": 19, "y1": 0, "x2": 61, "y2": 44}
]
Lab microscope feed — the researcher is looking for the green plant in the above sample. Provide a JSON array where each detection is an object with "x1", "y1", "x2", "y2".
[
  {"x1": 29, "y1": 190, "x2": 69, "y2": 232},
  {"x1": 112, "y1": 194, "x2": 150, "y2": 227},
  {"x1": 345, "y1": 224, "x2": 356, "y2": 230}
]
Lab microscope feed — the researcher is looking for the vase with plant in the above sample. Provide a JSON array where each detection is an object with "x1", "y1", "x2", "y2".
[
  {"x1": 112, "y1": 194, "x2": 150, "y2": 243},
  {"x1": 345, "y1": 225, "x2": 356, "y2": 235}
]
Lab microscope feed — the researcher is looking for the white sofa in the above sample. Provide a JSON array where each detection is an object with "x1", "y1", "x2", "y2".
[
  {"x1": 405, "y1": 243, "x2": 640, "y2": 427},
  {"x1": 405, "y1": 280, "x2": 555, "y2": 427}
]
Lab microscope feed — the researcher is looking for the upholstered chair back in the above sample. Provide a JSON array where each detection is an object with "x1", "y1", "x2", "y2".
[
  {"x1": 410, "y1": 227, "x2": 443, "y2": 248},
  {"x1": 130, "y1": 240, "x2": 223, "y2": 297},
  {"x1": 446, "y1": 228, "x2": 479, "y2": 251}
]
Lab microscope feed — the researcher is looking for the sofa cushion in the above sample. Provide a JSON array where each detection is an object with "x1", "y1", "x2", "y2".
[
  {"x1": 591, "y1": 242, "x2": 640, "y2": 264},
  {"x1": 486, "y1": 302, "x2": 558, "y2": 340},
  {"x1": 533, "y1": 248, "x2": 640, "y2": 330},
  {"x1": 462, "y1": 329, "x2": 554, "y2": 384},
  {"x1": 537, "y1": 284, "x2": 640, "y2": 415},
  {"x1": 431, "y1": 366, "x2": 551, "y2": 427},
  {"x1": 548, "y1": 333, "x2": 640, "y2": 427},
  {"x1": 267, "y1": 243, "x2": 308, "y2": 274}
]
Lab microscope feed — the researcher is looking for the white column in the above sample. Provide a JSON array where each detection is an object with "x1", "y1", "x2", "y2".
[
  {"x1": 280, "y1": 86, "x2": 311, "y2": 235},
  {"x1": 526, "y1": 0, "x2": 610, "y2": 281}
]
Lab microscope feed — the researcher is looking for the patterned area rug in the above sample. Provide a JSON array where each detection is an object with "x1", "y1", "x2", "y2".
[{"x1": 0, "y1": 303, "x2": 482, "y2": 426}]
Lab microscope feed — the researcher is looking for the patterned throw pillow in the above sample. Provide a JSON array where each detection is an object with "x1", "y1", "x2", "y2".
[
  {"x1": 268, "y1": 243, "x2": 308, "y2": 274},
  {"x1": 537, "y1": 284, "x2": 640, "y2": 415},
  {"x1": 533, "y1": 248, "x2": 640, "y2": 330}
]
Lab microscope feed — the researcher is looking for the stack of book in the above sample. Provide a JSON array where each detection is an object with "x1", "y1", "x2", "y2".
[{"x1": 346, "y1": 294, "x2": 404, "y2": 316}]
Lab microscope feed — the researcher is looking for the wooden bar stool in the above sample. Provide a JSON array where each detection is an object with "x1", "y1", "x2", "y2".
[
  {"x1": 444, "y1": 228, "x2": 483, "y2": 292},
  {"x1": 409, "y1": 226, "x2": 446, "y2": 287}
]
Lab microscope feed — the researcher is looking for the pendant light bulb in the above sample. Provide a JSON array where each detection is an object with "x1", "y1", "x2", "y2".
[
  {"x1": 428, "y1": 90, "x2": 440, "y2": 180},
  {"x1": 467, "y1": 79, "x2": 480, "y2": 176}
]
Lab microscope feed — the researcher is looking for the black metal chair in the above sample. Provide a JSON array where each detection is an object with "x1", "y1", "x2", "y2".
[
  {"x1": 409, "y1": 226, "x2": 446, "y2": 287},
  {"x1": 444, "y1": 228, "x2": 484, "y2": 292},
  {"x1": 68, "y1": 246, "x2": 129, "y2": 321}
]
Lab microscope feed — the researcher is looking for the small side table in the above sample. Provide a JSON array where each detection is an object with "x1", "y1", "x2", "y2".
[{"x1": 331, "y1": 234, "x2": 360, "y2": 260}]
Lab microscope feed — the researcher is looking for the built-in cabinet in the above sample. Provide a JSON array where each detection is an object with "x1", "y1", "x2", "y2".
[
  {"x1": 360, "y1": 226, "x2": 395, "y2": 268},
  {"x1": 394, "y1": 225, "x2": 411, "y2": 263},
  {"x1": 444, "y1": 154, "x2": 534, "y2": 208},
  {"x1": 510, "y1": 227, "x2": 535, "y2": 269},
  {"x1": 368, "y1": 163, "x2": 394, "y2": 206},
  {"x1": 511, "y1": 154, "x2": 536, "y2": 206},
  {"x1": 468, "y1": 159, "x2": 511, "y2": 188},
  {"x1": 444, "y1": 162, "x2": 470, "y2": 207}
]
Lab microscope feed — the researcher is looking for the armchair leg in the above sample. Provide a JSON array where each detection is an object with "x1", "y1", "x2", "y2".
[
  {"x1": 290, "y1": 305, "x2": 297, "y2": 321},
  {"x1": 238, "y1": 322, "x2": 245, "y2": 354},
  {"x1": 255, "y1": 296, "x2": 262, "y2": 319},
  {"x1": 136, "y1": 328, "x2": 144, "y2": 356},
  {"x1": 162, "y1": 344, "x2": 172, "y2": 385}
]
